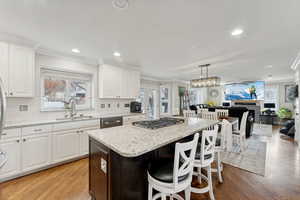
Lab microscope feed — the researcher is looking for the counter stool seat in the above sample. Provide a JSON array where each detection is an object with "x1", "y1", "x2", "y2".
[{"x1": 148, "y1": 159, "x2": 189, "y2": 183}]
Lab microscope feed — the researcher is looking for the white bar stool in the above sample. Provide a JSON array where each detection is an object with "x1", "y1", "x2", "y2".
[
  {"x1": 147, "y1": 133, "x2": 199, "y2": 200},
  {"x1": 191, "y1": 125, "x2": 218, "y2": 200},
  {"x1": 212, "y1": 119, "x2": 231, "y2": 183}
]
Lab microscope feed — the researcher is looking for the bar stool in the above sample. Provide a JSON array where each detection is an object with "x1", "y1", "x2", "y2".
[
  {"x1": 191, "y1": 125, "x2": 218, "y2": 200},
  {"x1": 147, "y1": 133, "x2": 199, "y2": 200},
  {"x1": 212, "y1": 119, "x2": 231, "y2": 183}
]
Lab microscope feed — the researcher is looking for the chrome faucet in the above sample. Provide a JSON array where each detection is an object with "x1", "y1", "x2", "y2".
[
  {"x1": 63, "y1": 97, "x2": 77, "y2": 119},
  {"x1": 69, "y1": 97, "x2": 77, "y2": 118}
]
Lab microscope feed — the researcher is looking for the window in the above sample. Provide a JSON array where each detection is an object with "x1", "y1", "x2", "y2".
[
  {"x1": 160, "y1": 85, "x2": 170, "y2": 115},
  {"x1": 41, "y1": 69, "x2": 93, "y2": 111}
]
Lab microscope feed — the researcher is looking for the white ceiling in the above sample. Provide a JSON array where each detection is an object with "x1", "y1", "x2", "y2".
[{"x1": 0, "y1": 0, "x2": 299, "y2": 82}]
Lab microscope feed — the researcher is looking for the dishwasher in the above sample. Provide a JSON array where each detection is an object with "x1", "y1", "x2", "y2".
[{"x1": 100, "y1": 116, "x2": 123, "y2": 129}]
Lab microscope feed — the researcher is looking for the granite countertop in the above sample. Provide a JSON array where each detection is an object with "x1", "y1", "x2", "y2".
[
  {"x1": 4, "y1": 113, "x2": 145, "y2": 129},
  {"x1": 88, "y1": 118, "x2": 218, "y2": 158}
]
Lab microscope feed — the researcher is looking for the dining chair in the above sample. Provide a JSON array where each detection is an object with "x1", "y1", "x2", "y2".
[
  {"x1": 232, "y1": 111, "x2": 249, "y2": 152},
  {"x1": 200, "y1": 111, "x2": 218, "y2": 121},
  {"x1": 215, "y1": 109, "x2": 229, "y2": 119}
]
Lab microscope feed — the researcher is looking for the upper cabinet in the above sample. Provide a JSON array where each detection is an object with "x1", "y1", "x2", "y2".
[
  {"x1": 0, "y1": 42, "x2": 9, "y2": 94},
  {"x1": 99, "y1": 64, "x2": 140, "y2": 99},
  {"x1": 0, "y1": 42, "x2": 35, "y2": 98}
]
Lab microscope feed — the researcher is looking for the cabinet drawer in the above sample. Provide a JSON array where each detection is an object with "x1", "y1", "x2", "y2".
[
  {"x1": 53, "y1": 119, "x2": 100, "y2": 132},
  {"x1": 22, "y1": 125, "x2": 52, "y2": 136},
  {"x1": 1, "y1": 128, "x2": 21, "y2": 140}
]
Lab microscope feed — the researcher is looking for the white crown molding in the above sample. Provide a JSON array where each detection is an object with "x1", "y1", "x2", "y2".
[{"x1": 36, "y1": 47, "x2": 99, "y2": 66}]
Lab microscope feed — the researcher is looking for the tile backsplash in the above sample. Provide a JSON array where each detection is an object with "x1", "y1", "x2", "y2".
[{"x1": 6, "y1": 97, "x2": 132, "y2": 123}]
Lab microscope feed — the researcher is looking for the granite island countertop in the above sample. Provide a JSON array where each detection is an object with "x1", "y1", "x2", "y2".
[{"x1": 88, "y1": 118, "x2": 218, "y2": 158}]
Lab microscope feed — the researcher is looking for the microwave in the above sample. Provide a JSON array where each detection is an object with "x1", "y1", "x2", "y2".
[{"x1": 130, "y1": 102, "x2": 142, "y2": 113}]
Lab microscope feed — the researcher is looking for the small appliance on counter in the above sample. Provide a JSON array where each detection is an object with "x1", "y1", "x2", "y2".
[{"x1": 130, "y1": 101, "x2": 142, "y2": 113}]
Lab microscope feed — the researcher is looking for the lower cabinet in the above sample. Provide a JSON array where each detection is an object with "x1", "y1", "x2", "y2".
[
  {"x1": 22, "y1": 135, "x2": 50, "y2": 172},
  {"x1": 80, "y1": 130, "x2": 89, "y2": 156},
  {"x1": 52, "y1": 130, "x2": 80, "y2": 163},
  {"x1": 0, "y1": 139, "x2": 21, "y2": 178}
]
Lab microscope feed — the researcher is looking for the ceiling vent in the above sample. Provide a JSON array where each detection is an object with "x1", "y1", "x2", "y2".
[{"x1": 112, "y1": 0, "x2": 129, "y2": 10}]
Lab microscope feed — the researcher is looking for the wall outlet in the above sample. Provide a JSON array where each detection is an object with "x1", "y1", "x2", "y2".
[
  {"x1": 101, "y1": 104, "x2": 105, "y2": 108},
  {"x1": 19, "y1": 105, "x2": 29, "y2": 112},
  {"x1": 124, "y1": 104, "x2": 130, "y2": 108}
]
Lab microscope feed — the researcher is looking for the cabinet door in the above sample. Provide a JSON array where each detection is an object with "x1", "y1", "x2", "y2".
[
  {"x1": 22, "y1": 135, "x2": 50, "y2": 172},
  {"x1": 79, "y1": 130, "x2": 89, "y2": 155},
  {"x1": 130, "y1": 70, "x2": 140, "y2": 99},
  {"x1": 0, "y1": 42, "x2": 9, "y2": 94},
  {"x1": 9, "y1": 44, "x2": 35, "y2": 97},
  {"x1": 99, "y1": 65, "x2": 122, "y2": 98},
  {"x1": 52, "y1": 130, "x2": 79, "y2": 162},
  {"x1": 0, "y1": 139, "x2": 21, "y2": 179},
  {"x1": 121, "y1": 69, "x2": 130, "y2": 98}
]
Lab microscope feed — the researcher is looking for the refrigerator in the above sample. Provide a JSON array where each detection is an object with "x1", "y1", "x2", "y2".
[{"x1": 0, "y1": 78, "x2": 7, "y2": 169}]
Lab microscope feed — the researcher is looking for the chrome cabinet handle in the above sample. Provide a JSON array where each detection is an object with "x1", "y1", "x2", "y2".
[{"x1": 2, "y1": 133, "x2": 7, "y2": 136}]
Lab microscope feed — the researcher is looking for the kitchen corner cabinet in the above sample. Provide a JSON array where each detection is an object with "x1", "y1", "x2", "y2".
[
  {"x1": 0, "y1": 41, "x2": 35, "y2": 98},
  {"x1": 98, "y1": 64, "x2": 140, "y2": 99}
]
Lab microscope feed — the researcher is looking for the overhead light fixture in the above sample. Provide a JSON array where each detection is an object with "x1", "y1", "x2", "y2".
[
  {"x1": 112, "y1": 0, "x2": 129, "y2": 10},
  {"x1": 190, "y1": 64, "x2": 221, "y2": 88},
  {"x1": 113, "y1": 51, "x2": 121, "y2": 57},
  {"x1": 265, "y1": 65, "x2": 273, "y2": 68},
  {"x1": 231, "y1": 28, "x2": 244, "y2": 36},
  {"x1": 72, "y1": 48, "x2": 80, "y2": 53}
]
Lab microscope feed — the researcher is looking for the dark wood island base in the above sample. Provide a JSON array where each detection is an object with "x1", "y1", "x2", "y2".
[{"x1": 89, "y1": 136, "x2": 182, "y2": 200}]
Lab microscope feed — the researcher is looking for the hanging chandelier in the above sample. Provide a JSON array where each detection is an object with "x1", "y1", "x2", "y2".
[{"x1": 190, "y1": 64, "x2": 221, "y2": 88}]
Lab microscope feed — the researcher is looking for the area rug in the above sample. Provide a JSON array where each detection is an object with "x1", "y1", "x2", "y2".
[
  {"x1": 252, "y1": 123, "x2": 273, "y2": 137},
  {"x1": 221, "y1": 137, "x2": 267, "y2": 176}
]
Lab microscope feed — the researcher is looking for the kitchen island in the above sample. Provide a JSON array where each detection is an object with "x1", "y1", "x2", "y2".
[{"x1": 88, "y1": 118, "x2": 218, "y2": 200}]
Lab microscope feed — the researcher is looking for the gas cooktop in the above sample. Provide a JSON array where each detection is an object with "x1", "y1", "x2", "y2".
[{"x1": 132, "y1": 117, "x2": 185, "y2": 130}]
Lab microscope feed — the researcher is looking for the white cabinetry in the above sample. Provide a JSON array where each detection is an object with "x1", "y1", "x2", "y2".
[
  {"x1": 99, "y1": 64, "x2": 140, "y2": 99},
  {"x1": 22, "y1": 135, "x2": 50, "y2": 172},
  {"x1": 79, "y1": 130, "x2": 89, "y2": 155},
  {"x1": 0, "y1": 41, "x2": 9, "y2": 94},
  {"x1": 9, "y1": 44, "x2": 35, "y2": 97},
  {"x1": 0, "y1": 42, "x2": 35, "y2": 98},
  {"x1": 0, "y1": 139, "x2": 21, "y2": 178},
  {"x1": 52, "y1": 130, "x2": 80, "y2": 163}
]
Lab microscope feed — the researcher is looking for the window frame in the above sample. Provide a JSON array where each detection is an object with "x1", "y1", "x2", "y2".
[{"x1": 40, "y1": 68, "x2": 94, "y2": 112}]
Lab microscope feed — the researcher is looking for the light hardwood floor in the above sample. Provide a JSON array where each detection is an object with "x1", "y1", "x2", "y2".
[{"x1": 1, "y1": 127, "x2": 299, "y2": 200}]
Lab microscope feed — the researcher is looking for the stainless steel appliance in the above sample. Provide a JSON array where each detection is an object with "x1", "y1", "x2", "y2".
[
  {"x1": 130, "y1": 101, "x2": 142, "y2": 113},
  {"x1": 0, "y1": 78, "x2": 7, "y2": 169},
  {"x1": 100, "y1": 116, "x2": 123, "y2": 129},
  {"x1": 132, "y1": 117, "x2": 184, "y2": 130}
]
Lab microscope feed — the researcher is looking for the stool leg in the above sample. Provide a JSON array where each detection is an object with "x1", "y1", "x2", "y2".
[
  {"x1": 148, "y1": 184, "x2": 153, "y2": 200},
  {"x1": 162, "y1": 194, "x2": 167, "y2": 200},
  {"x1": 207, "y1": 166, "x2": 215, "y2": 200},
  {"x1": 185, "y1": 186, "x2": 191, "y2": 200},
  {"x1": 217, "y1": 151, "x2": 223, "y2": 183},
  {"x1": 197, "y1": 167, "x2": 202, "y2": 184}
]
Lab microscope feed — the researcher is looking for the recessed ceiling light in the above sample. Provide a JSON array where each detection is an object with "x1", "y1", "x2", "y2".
[
  {"x1": 265, "y1": 65, "x2": 273, "y2": 68},
  {"x1": 112, "y1": 0, "x2": 129, "y2": 10},
  {"x1": 231, "y1": 28, "x2": 244, "y2": 36},
  {"x1": 72, "y1": 48, "x2": 80, "y2": 53},
  {"x1": 113, "y1": 51, "x2": 121, "y2": 57}
]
